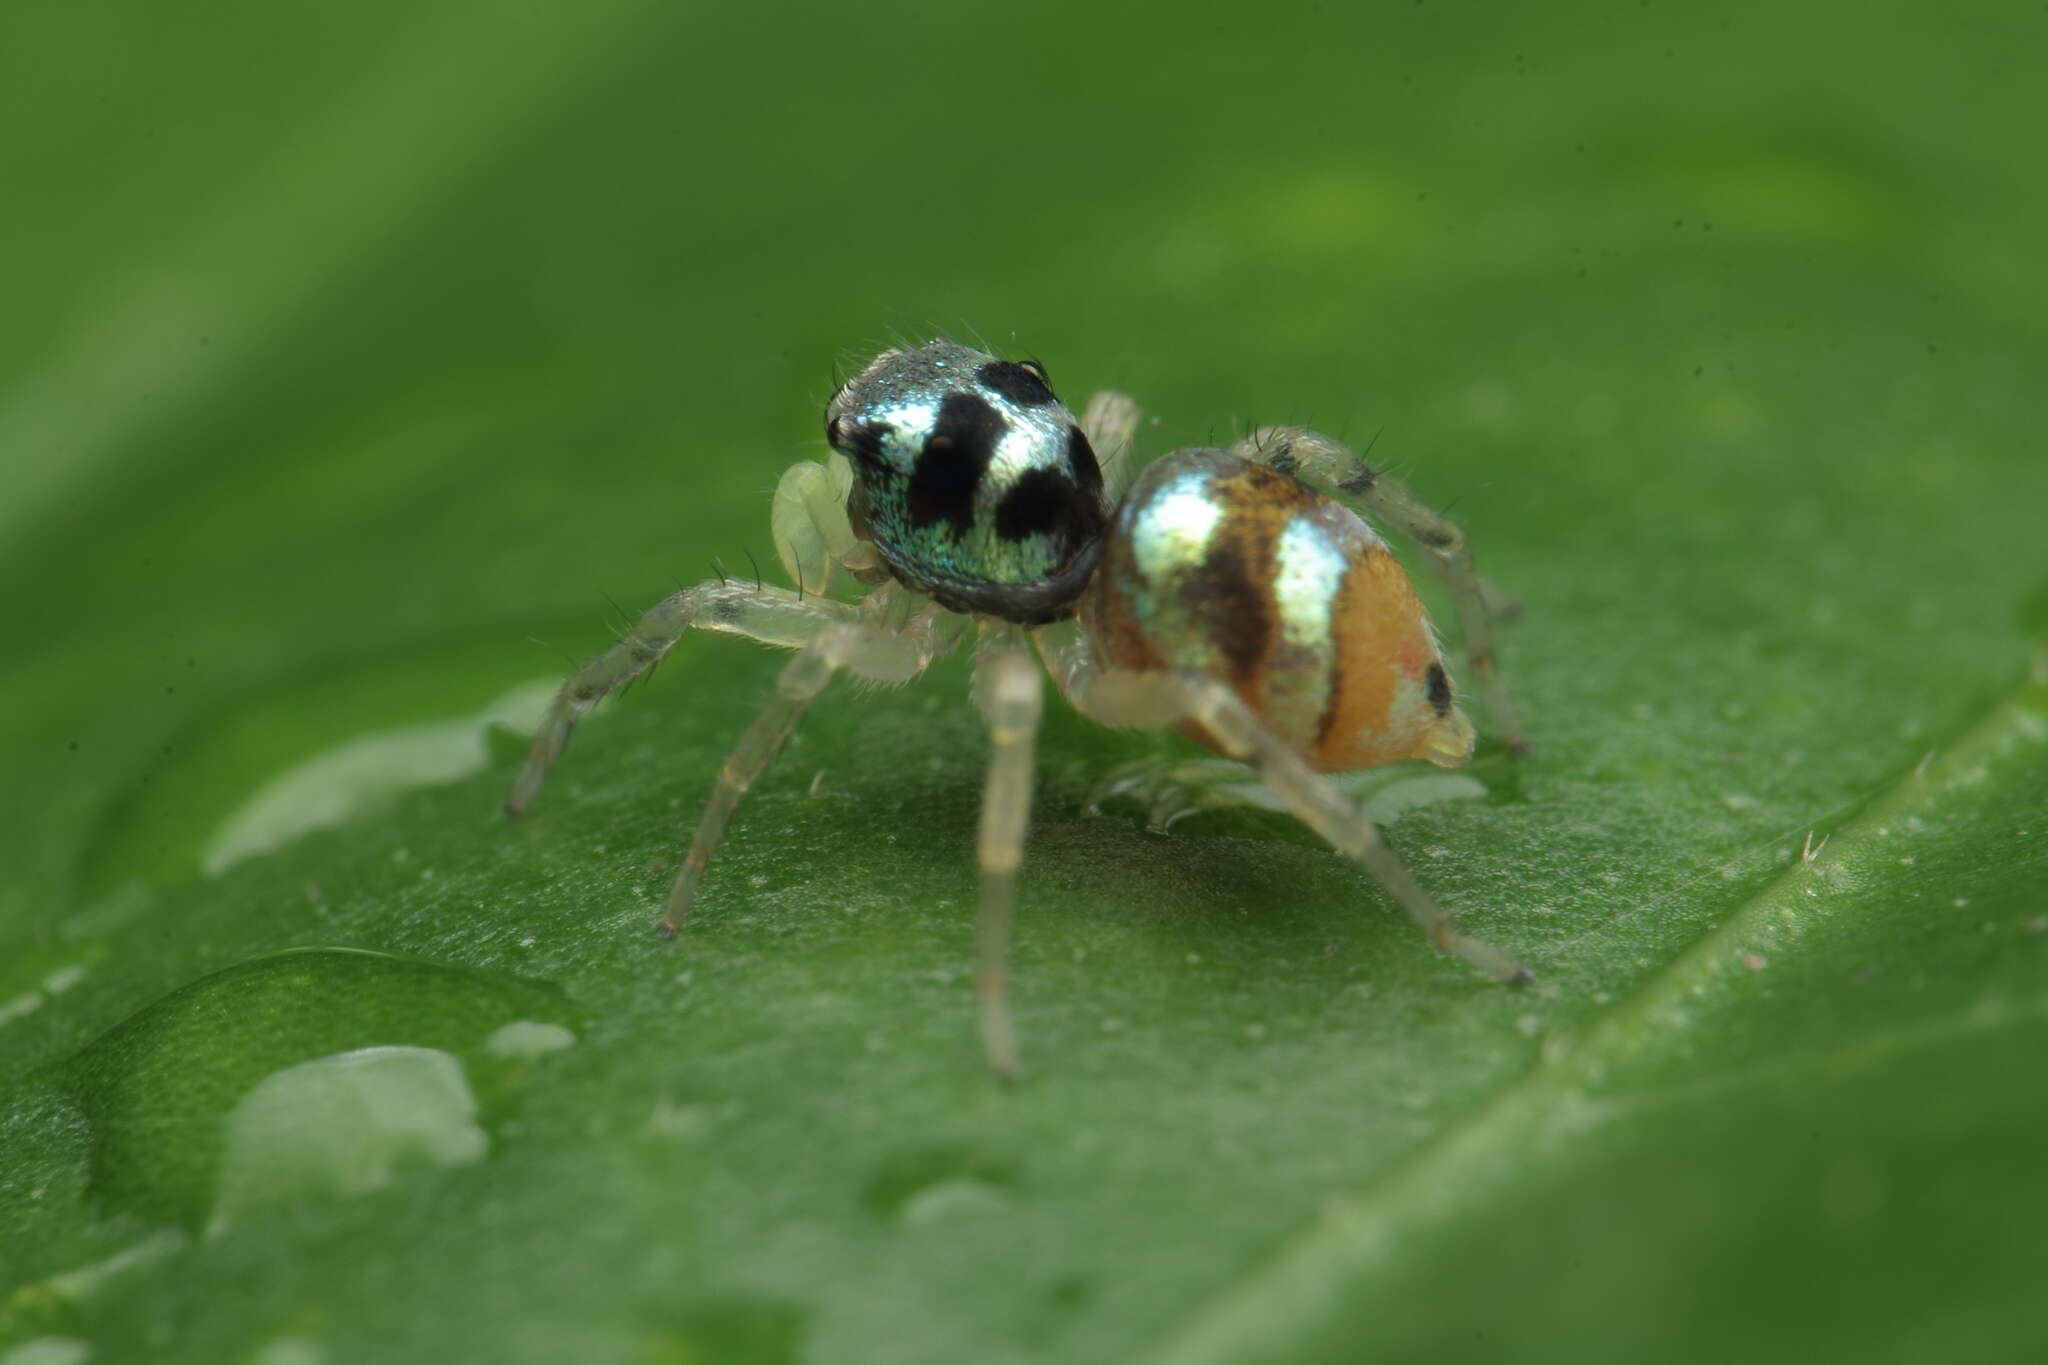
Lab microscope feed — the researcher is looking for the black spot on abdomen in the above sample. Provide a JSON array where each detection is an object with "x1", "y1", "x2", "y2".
[
  {"x1": 907, "y1": 392, "x2": 1007, "y2": 534},
  {"x1": 1185, "y1": 537, "x2": 1272, "y2": 685},
  {"x1": 1425, "y1": 662, "x2": 1453, "y2": 716}
]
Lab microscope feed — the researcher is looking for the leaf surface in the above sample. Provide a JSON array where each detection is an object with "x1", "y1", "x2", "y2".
[{"x1": 3, "y1": 3, "x2": 2045, "y2": 1362}]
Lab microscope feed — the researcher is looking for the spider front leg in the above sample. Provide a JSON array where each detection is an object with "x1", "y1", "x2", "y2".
[
  {"x1": 969, "y1": 623, "x2": 1044, "y2": 1077},
  {"x1": 510, "y1": 455, "x2": 890, "y2": 818},
  {"x1": 1037, "y1": 625, "x2": 1529, "y2": 983},
  {"x1": 1233, "y1": 426, "x2": 1529, "y2": 753},
  {"x1": 505, "y1": 581, "x2": 863, "y2": 817},
  {"x1": 659, "y1": 591, "x2": 958, "y2": 935}
]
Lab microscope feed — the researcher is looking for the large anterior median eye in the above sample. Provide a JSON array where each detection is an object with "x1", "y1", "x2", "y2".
[{"x1": 828, "y1": 416, "x2": 893, "y2": 469}]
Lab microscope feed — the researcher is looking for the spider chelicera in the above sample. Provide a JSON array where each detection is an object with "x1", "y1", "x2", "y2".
[{"x1": 507, "y1": 341, "x2": 1530, "y2": 1073}]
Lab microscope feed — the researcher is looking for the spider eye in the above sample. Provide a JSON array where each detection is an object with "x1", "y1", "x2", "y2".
[
  {"x1": 830, "y1": 416, "x2": 892, "y2": 468},
  {"x1": 973, "y1": 359, "x2": 1057, "y2": 407}
]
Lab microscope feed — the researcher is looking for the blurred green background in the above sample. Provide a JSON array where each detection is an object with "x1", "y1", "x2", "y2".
[{"x1": 4, "y1": 1, "x2": 2046, "y2": 1362}]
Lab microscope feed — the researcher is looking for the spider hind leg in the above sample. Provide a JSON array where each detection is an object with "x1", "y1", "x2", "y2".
[{"x1": 1038, "y1": 626, "x2": 1529, "y2": 983}]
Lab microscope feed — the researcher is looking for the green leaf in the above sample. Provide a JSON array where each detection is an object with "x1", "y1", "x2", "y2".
[{"x1": 4, "y1": 3, "x2": 2045, "y2": 1363}]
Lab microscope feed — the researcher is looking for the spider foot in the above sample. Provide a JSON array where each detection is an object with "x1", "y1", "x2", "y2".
[{"x1": 1087, "y1": 756, "x2": 1487, "y2": 832}]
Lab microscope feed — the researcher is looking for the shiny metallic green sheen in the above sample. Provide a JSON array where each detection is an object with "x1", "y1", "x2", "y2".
[
  {"x1": 826, "y1": 342, "x2": 1107, "y2": 623},
  {"x1": 1118, "y1": 463, "x2": 1221, "y2": 669}
]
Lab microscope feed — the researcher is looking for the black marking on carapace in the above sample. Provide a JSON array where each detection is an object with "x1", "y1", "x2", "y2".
[
  {"x1": 1066, "y1": 424, "x2": 1103, "y2": 490},
  {"x1": 1425, "y1": 662, "x2": 1453, "y2": 716},
  {"x1": 835, "y1": 419, "x2": 893, "y2": 470},
  {"x1": 994, "y1": 467, "x2": 1081, "y2": 542},
  {"x1": 976, "y1": 360, "x2": 1058, "y2": 407},
  {"x1": 1183, "y1": 536, "x2": 1273, "y2": 686},
  {"x1": 906, "y1": 392, "x2": 1007, "y2": 534}
]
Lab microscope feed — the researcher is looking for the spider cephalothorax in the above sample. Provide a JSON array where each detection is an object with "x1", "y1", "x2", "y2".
[
  {"x1": 510, "y1": 341, "x2": 1530, "y2": 1074},
  {"x1": 825, "y1": 342, "x2": 1109, "y2": 624}
]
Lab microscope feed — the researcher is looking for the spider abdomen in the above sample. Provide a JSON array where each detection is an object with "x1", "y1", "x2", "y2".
[{"x1": 1082, "y1": 449, "x2": 1474, "y2": 771}]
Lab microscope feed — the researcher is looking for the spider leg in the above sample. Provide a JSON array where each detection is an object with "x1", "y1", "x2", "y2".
[
  {"x1": 1080, "y1": 389, "x2": 1143, "y2": 495},
  {"x1": 968, "y1": 624, "x2": 1044, "y2": 1077},
  {"x1": 1036, "y1": 623, "x2": 1529, "y2": 982},
  {"x1": 658, "y1": 597, "x2": 952, "y2": 935},
  {"x1": 1231, "y1": 426, "x2": 1529, "y2": 753},
  {"x1": 506, "y1": 581, "x2": 865, "y2": 817}
]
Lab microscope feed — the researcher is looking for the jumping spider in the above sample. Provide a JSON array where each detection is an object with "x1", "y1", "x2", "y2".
[{"x1": 507, "y1": 341, "x2": 1530, "y2": 1073}]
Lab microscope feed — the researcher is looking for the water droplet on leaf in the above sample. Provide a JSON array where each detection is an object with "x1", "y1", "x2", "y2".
[
  {"x1": 209, "y1": 1045, "x2": 485, "y2": 1235},
  {"x1": 861, "y1": 1143, "x2": 1019, "y2": 1223},
  {"x1": 63, "y1": 947, "x2": 570, "y2": 1227}
]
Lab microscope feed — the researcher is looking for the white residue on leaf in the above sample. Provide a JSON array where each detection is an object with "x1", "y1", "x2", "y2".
[
  {"x1": 202, "y1": 679, "x2": 559, "y2": 876},
  {"x1": 40, "y1": 1229, "x2": 186, "y2": 1301},
  {"x1": 483, "y1": 1019, "x2": 576, "y2": 1058},
  {"x1": 0, "y1": 1340, "x2": 93, "y2": 1365},
  {"x1": 0, "y1": 991, "x2": 44, "y2": 1028},
  {"x1": 209, "y1": 1045, "x2": 487, "y2": 1236},
  {"x1": 42, "y1": 964, "x2": 88, "y2": 994},
  {"x1": 251, "y1": 1337, "x2": 328, "y2": 1365}
]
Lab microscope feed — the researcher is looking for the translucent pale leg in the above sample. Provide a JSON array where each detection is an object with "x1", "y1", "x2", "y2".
[
  {"x1": 658, "y1": 604, "x2": 945, "y2": 935},
  {"x1": 1084, "y1": 754, "x2": 1481, "y2": 833},
  {"x1": 505, "y1": 581, "x2": 866, "y2": 817},
  {"x1": 1080, "y1": 389, "x2": 1143, "y2": 495},
  {"x1": 1231, "y1": 426, "x2": 1529, "y2": 753},
  {"x1": 968, "y1": 624, "x2": 1044, "y2": 1076},
  {"x1": 1036, "y1": 623, "x2": 1530, "y2": 982}
]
